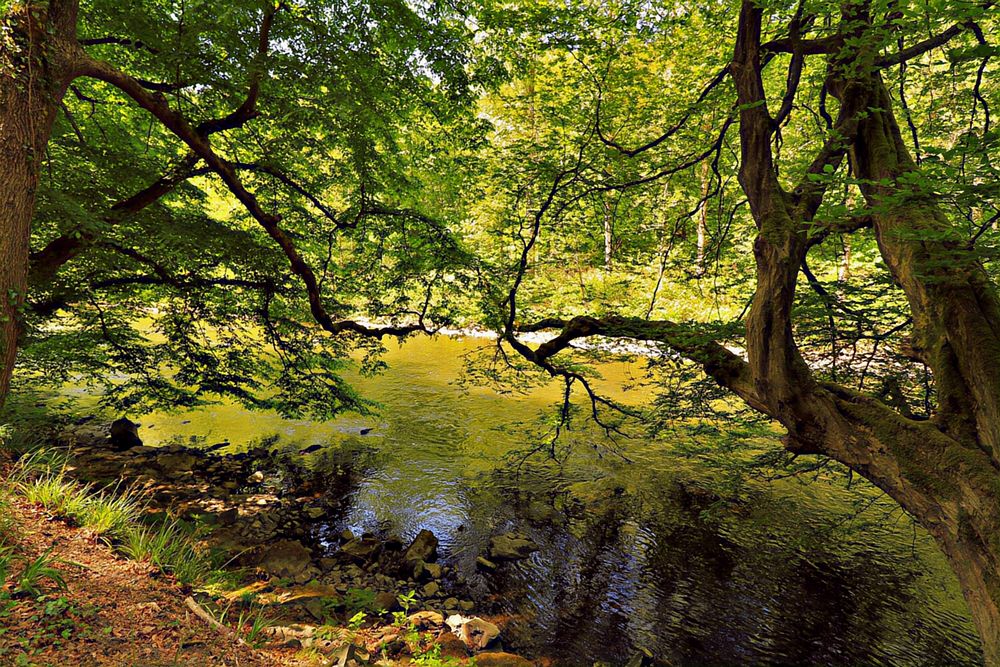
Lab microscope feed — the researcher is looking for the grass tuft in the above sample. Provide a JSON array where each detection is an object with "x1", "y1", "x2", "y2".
[
  {"x1": 82, "y1": 485, "x2": 146, "y2": 538},
  {"x1": 118, "y1": 520, "x2": 217, "y2": 586},
  {"x1": 15, "y1": 547, "x2": 68, "y2": 598},
  {"x1": 19, "y1": 475, "x2": 90, "y2": 522}
]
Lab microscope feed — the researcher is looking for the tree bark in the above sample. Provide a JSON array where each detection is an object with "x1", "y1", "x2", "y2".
[
  {"x1": 828, "y1": 68, "x2": 1000, "y2": 666},
  {"x1": 0, "y1": 1, "x2": 79, "y2": 405}
]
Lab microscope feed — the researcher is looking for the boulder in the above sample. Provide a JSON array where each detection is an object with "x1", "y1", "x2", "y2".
[
  {"x1": 487, "y1": 533, "x2": 538, "y2": 562},
  {"x1": 446, "y1": 614, "x2": 500, "y2": 651},
  {"x1": 404, "y1": 529, "x2": 438, "y2": 563},
  {"x1": 109, "y1": 417, "x2": 142, "y2": 450},
  {"x1": 259, "y1": 540, "x2": 319, "y2": 582}
]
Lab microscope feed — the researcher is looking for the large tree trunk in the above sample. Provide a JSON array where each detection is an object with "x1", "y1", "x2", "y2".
[
  {"x1": 728, "y1": 1, "x2": 1000, "y2": 661},
  {"x1": 0, "y1": 1, "x2": 79, "y2": 405},
  {"x1": 836, "y1": 72, "x2": 1000, "y2": 665}
]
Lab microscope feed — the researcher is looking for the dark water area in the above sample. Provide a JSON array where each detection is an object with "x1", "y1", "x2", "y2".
[{"x1": 70, "y1": 335, "x2": 983, "y2": 666}]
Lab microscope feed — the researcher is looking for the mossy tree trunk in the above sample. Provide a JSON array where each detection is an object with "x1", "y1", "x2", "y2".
[
  {"x1": 731, "y1": 1, "x2": 1000, "y2": 661},
  {"x1": 0, "y1": 0, "x2": 79, "y2": 405}
]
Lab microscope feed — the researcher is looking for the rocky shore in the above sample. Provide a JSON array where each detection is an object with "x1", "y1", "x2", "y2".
[{"x1": 56, "y1": 420, "x2": 544, "y2": 665}]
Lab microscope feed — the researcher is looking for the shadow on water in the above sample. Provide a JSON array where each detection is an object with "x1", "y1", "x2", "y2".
[
  {"x1": 429, "y1": 466, "x2": 982, "y2": 666},
  {"x1": 72, "y1": 335, "x2": 984, "y2": 666}
]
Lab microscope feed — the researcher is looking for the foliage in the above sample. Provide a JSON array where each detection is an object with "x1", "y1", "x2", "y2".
[
  {"x1": 117, "y1": 520, "x2": 217, "y2": 586},
  {"x1": 14, "y1": 549, "x2": 68, "y2": 599}
]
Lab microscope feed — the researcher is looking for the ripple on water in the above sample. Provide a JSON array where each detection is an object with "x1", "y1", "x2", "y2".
[{"x1": 69, "y1": 335, "x2": 985, "y2": 666}]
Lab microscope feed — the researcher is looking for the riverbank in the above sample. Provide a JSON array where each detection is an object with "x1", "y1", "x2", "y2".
[
  {"x1": 0, "y1": 420, "x2": 545, "y2": 666},
  {"x1": 0, "y1": 492, "x2": 296, "y2": 666}
]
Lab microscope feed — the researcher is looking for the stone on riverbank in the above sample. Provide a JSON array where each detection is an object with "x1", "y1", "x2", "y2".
[
  {"x1": 341, "y1": 536, "x2": 382, "y2": 563},
  {"x1": 408, "y1": 611, "x2": 445, "y2": 629},
  {"x1": 413, "y1": 559, "x2": 442, "y2": 581},
  {"x1": 476, "y1": 652, "x2": 535, "y2": 667},
  {"x1": 446, "y1": 614, "x2": 500, "y2": 651},
  {"x1": 404, "y1": 529, "x2": 438, "y2": 564},
  {"x1": 260, "y1": 540, "x2": 319, "y2": 582}
]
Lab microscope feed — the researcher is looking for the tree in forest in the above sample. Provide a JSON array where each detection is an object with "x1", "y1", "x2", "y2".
[
  {"x1": 4, "y1": 0, "x2": 1000, "y2": 661},
  {"x1": 486, "y1": 0, "x2": 1000, "y2": 660},
  {"x1": 0, "y1": 0, "x2": 483, "y2": 415}
]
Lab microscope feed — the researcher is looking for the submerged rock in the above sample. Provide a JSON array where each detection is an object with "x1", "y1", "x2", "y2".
[
  {"x1": 476, "y1": 556, "x2": 498, "y2": 571},
  {"x1": 404, "y1": 529, "x2": 438, "y2": 564},
  {"x1": 341, "y1": 536, "x2": 381, "y2": 563},
  {"x1": 487, "y1": 533, "x2": 538, "y2": 562}
]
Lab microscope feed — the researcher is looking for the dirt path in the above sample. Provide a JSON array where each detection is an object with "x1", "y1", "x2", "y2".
[{"x1": 1, "y1": 498, "x2": 299, "y2": 666}]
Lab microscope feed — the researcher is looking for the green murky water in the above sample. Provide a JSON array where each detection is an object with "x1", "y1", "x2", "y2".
[{"x1": 65, "y1": 335, "x2": 983, "y2": 665}]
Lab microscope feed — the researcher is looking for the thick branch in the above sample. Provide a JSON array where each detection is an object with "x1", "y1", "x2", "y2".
[
  {"x1": 876, "y1": 9, "x2": 993, "y2": 68},
  {"x1": 75, "y1": 37, "x2": 430, "y2": 341},
  {"x1": 518, "y1": 315, "x2": 767, "y2": 414},
  {"x1": 29, "y1": 153, "x2": 201, "y2": 285}
]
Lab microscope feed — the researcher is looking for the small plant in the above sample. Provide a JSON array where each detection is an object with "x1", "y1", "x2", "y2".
[
  {"x1": 397, "y1": 589, "x2": 417, "y2": 613},
  {"x1": 411, "y1": 635, "x2": 464, "y2": 666},
  {"x1": 347, "y1": 610, "x2": 367, "y2": 631},
  {"x1": 118, "y1": 520, "x2": 214, "y2": 586},
  {"x1": 238, "y1": 605, "x2": 275, "y2": 647},
  {"x1": 15, "y1": 548, "x2": 67, "y2": 598}
]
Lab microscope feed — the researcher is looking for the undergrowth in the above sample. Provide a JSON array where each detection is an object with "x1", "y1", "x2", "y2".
[{"x1": 1, "y1": 423, "x2": 228, "y2": 591}]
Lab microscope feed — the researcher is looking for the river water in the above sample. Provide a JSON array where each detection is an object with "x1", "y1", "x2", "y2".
[{"x1": 88, "y1": 335, "x2": 982, "y2": 666}]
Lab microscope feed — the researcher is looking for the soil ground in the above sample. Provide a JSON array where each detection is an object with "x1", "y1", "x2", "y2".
[{"x1": 1, "y1": 497, "x2": 300, "y2": 667}]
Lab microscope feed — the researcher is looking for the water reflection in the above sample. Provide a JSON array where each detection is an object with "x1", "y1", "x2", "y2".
[{"x1": 96, "y1": 335, "x2": 981, "y2": 665}]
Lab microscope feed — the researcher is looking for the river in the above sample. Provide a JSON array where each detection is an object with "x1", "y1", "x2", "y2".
[{"x1": 68, "y1": 334, "x2": 983, "y2": 665}]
